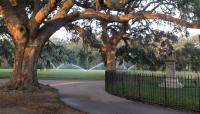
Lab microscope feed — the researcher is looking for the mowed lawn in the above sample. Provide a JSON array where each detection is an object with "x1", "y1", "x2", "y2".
[{"x1": 0, "y1": 69, "x2": 105, "y2": 80}]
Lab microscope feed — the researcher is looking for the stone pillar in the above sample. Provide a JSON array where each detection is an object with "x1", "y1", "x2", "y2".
[{"x1": 159, "y1": 51, "x2": 184, "y2": 88}]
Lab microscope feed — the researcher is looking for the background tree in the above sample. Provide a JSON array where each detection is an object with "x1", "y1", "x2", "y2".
[
  {"x1": 0, "y1": 35, "x2": 13, "y2": 68},
  {"x1": 38, "y1": 40, "x2": 70, "y2": 69},
  {"x1": 72, "y1": 20, "x2": 128, "y2": 70},
  {"x1": 116, "y1": 29, "x2": 178, "y2": 71},
  {"x1": 176, "y1": 43, "x2": 200, "y2": 71},
  {"x1": 178, "y1": 0, "x2": 200, "y2": 21},
  {"x1": 70, "y1": 0, "x2": 200, "y2": 71}
]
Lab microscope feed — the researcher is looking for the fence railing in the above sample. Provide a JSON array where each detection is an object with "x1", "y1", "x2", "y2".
[{"x1": 105, "y1": 70, "x2": 200, "y2": 112}]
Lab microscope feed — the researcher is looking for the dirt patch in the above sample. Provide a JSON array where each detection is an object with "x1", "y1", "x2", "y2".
[{"x1": 0, "y1": 90, "x2": 87, "y2": 114}]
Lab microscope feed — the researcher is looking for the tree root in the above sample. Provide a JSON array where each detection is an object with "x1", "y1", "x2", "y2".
[{"x1": 0, "y1": 80, "x2": 57, "y2": 92}]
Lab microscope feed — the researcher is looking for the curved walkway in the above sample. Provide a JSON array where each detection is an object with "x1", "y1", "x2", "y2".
[
  {"x1": 0, "y1": 79, "x2": 196, "y2": 114},
  {"x1": 42, "y1": 80, "x2": 195, "y2": 114}
]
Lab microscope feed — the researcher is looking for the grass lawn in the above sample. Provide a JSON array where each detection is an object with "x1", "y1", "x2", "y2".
[
  {"x1": 108, "y1": 80, "x2": 200, "y2": 111},
  {"x1": 0, "y1": 69, "x2": 105, "y2": 80},
  {"x1": 129, "y1": 70, "x2": 200, "y2": 78},
  {"x1": 106, "y1": 71, "x2": 200, "y2": 112}
]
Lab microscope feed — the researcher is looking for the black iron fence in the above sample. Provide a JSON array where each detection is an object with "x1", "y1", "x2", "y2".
[{"x1": 105, "y1": 70, "x2": 200, "y2": 112}]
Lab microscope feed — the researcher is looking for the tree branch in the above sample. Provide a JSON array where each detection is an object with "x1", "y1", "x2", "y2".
[
  {"x1": 101, "y1": 21, "x2": 109, "y2": 44},
  {"x1": 113, "y1": 22, "x2": 128, "y2": 45},
  {"x1": 29, "y1": 0, "x2": 58, "y2": 39},
  {"x1": 142, "y1": 1, "x2": 161, "y2": 11},
  {"x1": 73, "y1": 25, "x2": 103, "y2": 49},
  {"x1": 31, "y1": 0, "x2": 41, "y2": 19},
  {"x1": 28, "y1": 0, "x2": 41, "y2": 38},
  {"x1": 122, "y1": 38, "x2": 131, "y2": 58},
  {"x1": 78, "y1": 10, "x2": 200, "y2": 29},
  {"x1": 36, "y1": 12, "x2": 79, "y2": 44},
  {"x1": 35, "y1": 0, "x2": 58, "y2": 23},
  {"x1": 2, "y1": 0, "x2": 28, "y2": 24},
  {"x1": 0, "y1": 0, "x2": 27, "y2": 42},
  {"x1": 52, "y1": 0, "x2": 75, "y2": 20}
]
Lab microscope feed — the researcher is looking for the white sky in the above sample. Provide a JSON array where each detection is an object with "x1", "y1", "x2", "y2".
[
  {"x1": 51, "y1": 27, "x2": 68, "y2": 39},
  {"x1": 184, "y1": 28, "x2": 200, "y2": 36},
  {"x1": 51, "y1": 27, "x2": 200, "y2": 41}
]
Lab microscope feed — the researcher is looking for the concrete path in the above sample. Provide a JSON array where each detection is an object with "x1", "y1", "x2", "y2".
[
  {"x1": 42, "y1": 80, "x2": 195, "y2": 114},
  {"x1": 0, "y1": 79, "x2": 197, "y2": 114}
]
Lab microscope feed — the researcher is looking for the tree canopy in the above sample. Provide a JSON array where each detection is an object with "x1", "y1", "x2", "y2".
[{"x1": 0, "y1": 0, "x2": 200, "y2": 88}]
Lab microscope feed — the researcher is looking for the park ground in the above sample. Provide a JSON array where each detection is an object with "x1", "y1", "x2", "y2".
[
  {"x1": 0, "y1": 69, "x2": 103, "y2": 114},
  {"x1": 0, "y1": 69, "x2": 198, "y2": 114},
  {"x1": 0, "y1": 89, "x2": 86, "y2": 114},
  {"x1": 0, "y1": 79, "x2": 194, "y2": 114}
]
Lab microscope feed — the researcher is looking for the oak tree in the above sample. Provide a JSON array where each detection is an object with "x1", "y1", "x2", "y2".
[{"x1": 0, "y1": 0, "x2": 200, "y2": 89}]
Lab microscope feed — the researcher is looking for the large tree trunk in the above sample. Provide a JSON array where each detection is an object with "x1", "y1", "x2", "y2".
[
  {"x1": 106, "y1": 50, "x2": 116, "y2": 71},
  {"x1": 0, "y1": 0, "x2": 78, "y2": 90},
  {"x1": 9, "y1": 42, "x2": 42, "y2": 88}
]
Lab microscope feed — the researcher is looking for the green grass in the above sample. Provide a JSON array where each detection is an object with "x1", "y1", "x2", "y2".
[
  {"x1": 106, "y1": 72, "x2": 200, "y2": 112},
  {"x1": 0, "y1": 69, "x2": 105, "y2": 80},
  {"x1": 1, "y1": 69, "x2": 200, "y2": 80},
  {"x1": 0, "y1": 69, "x2": 12, "y2": 77},
  {"x1": 38, "y1": 69, "x2": 105, "y2": 80},
  {"x1": 128, "y1": 70, "x2": 200, "y2": 78},
  {"x1": 108, "y1": 81, "x2": 200, "y2": 110}
]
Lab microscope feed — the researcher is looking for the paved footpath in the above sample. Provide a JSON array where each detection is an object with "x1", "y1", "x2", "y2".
[{"x1": 0, "y1": 79, "x2": 197, "y2": 114}]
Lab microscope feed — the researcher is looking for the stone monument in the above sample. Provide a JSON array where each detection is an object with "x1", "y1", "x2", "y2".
[{"x1": 159, "y1": 51, "x2": 184, "y2": 88}]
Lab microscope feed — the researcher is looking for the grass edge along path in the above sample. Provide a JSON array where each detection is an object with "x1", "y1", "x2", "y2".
[{"x1": 0, "y1": 69, "x2": 105, "y2": 80}]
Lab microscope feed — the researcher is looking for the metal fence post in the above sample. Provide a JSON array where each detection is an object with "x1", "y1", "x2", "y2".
[
  {"x1": 164, "y1": 73, "x2": 167, "y2": 106},
  {"x1": 122, "y1": 71, "x2": 124, "y2": 96},
  {"x1": 138, "y1": 73, "x2": 141, "y2": 100},
  {"x1": 105, "y1": 70, "x2": 108, "y2": 91},
  {"x1": 198, "y1": 77, "x2": 200, "y2": 111},
  {"x1": 112, "y1": 70, "x2": 114, "y2": 93}
]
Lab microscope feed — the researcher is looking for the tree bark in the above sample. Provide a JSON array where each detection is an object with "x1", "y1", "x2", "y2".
[
  {"x1": 105, "y1": 50, "x2": 116, "y2": 71},
  {"x1": 9, "y1": 41, "x2": 42, "y2": 88}
]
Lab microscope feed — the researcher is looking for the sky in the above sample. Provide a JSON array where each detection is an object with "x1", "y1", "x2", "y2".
[
  {"x1": 51, "y1": 27, "x2": 200, "y2": 41},
  {"x1": 185, "y1": 28, "x2": 200, "y2": 36}
]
